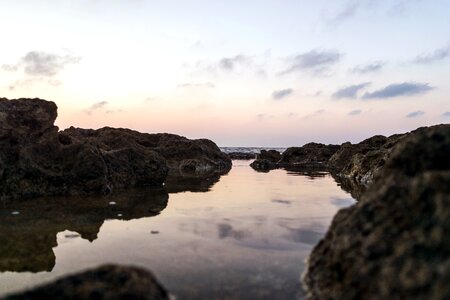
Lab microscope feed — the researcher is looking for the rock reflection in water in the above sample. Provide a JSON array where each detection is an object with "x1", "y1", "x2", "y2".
[
  {"x1": 164, "y1": 174, "x2": 222, "y2": 193},
  {"x1": 0, "y1": 187, "x2": 168, "y2": 273}
]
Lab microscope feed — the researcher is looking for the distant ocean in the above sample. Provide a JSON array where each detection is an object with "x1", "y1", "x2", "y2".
[{"x1": 220, "y1": 147, "x2": 287, "y2": 154}]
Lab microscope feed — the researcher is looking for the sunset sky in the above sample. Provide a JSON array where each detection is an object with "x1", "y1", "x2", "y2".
[{"x1": 1, "y1": 0, "x2": 449, "y2": 146}]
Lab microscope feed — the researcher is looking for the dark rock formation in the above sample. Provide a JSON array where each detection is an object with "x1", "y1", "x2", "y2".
[
  {"x1": 0, "y1": 98, "x2": 231, "y2": 200},
  {"x1": 279, "y1": 143, "x2": 340, "y2": 167},
  {"x1": 62, "y1": 127, "x2": 231, "y2": 178},
  {"x1": 304, "y1": 124, "x2": 450, "y2": 300},
  {"x1": 0, "y1": 187, "x2": 168, "y2": 273},
  {"x1": 250, "y1": 144, "x2": 339, "y2": 172},
  {"x1": 330, "y1": 134, "x2": 406, "y2": 196},
  {"x1": 250, "y1": 150, "x2": 281, "y2": 172},
  {"x1": 4, "y1": 265, "x2": 169, "y2": 300},
  {"x1": 227, "y1": 152, "x2": 256, "y2": 160}
]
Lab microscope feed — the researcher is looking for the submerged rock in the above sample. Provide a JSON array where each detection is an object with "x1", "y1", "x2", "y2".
[
  {"x1": 4, "y1": 265, "x2": 169, "y2": 300},
  {"x1": 304, "y1": 124, "x2": 450, "y2": 300}
]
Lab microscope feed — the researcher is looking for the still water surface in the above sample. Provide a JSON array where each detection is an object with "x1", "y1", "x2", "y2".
[{"x1": 0, "y1": 160, "x2": 354, "y2": 299}]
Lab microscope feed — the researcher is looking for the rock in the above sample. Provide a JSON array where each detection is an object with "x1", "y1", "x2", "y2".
[
  {"x1": 0, "y1": 98, "x2": 230, "y2": 200},
  {"x1": 331, "y1": 134, "x2": 406, "y2": 195},
  {"x1": 4, "y1": 265, "x2": 169, "y2": 300},
  {"x1": 303, "y1": 124, "x2": 450, "y2": 300},
  {"x1": 63, "y1": 127, "x2": 232, "y2": 178},
  {"x1": 227, "y1": 152, "x2": 256, "y2": 160},
  {"x1": 0, "y1": 187, "x2": 168, "y2": 272},
  {"x1": 250, "y1": 150, "x2": 281, "y2": 171},
  {"x1": 279, "y1": 143, "x2": 340, "y2": 167}
]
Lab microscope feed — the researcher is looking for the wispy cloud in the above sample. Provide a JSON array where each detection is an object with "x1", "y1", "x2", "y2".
[
  {"x1": 414, "y1": 45, "x2": 450, "y2": 64},
  {"x1": 442, "y1": 111, "x2": 450, "y2": 118},
  {"x1": 348, "y1": 109, "x2": 362, "y2": 116},
  {"x1": 84, "y1": 101, "x2": 109, "y2": 115},
  {"x1": 219, "y1": 55, "x2": 251, "y2": 71},
  {"x1": 178, "y1": 82, "x2": 215, "y2": 89},
  {"x1": 406, "y1": 110, "x2": 425, "y2": 118},
  {"x1": 3, "y1": 51, "x2": 81, "y2": 77},
  {"x1": 350, "y1": 61, "x2": 385, "y2": 74},
  {"x1": 272, "y1": 88, "x2": 294, "y2": 100},
  {"x1": 256, "y1": 113, "x2": 275, "y2": 121},
  {"x1": 330, "y1": 2, "x2": 360, "y2": 24},
  {"x1": 332, "y1": 82, "x2": 370, "y2": 99},
  {"x1": 303, "y1": 109, "x2": 326, "y2": 120},
  {"x1": 281, "y1": 49, "x2": 342, "y2": 75},
  {"x1": 362, "y1": 82, "x2": 434, "y2": 99}
]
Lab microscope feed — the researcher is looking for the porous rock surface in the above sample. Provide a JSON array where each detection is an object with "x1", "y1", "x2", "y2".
[
  {"x1": 0, "y1": 98, "x2": 231, "y2": 200},
  {"x1": 304, "y1": 124, "x2": 450, "y2": 300}
]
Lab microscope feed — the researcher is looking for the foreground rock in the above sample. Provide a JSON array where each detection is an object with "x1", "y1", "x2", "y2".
[
  {"x1": 0, "y1": 98, "x2": 230, "y2": 200},
  {"x1": 4, "y1": 265, "x2": 169, "y2": 300},
  {"x1": 304, "y1": 124, "x2": 450, "y2": 300}
]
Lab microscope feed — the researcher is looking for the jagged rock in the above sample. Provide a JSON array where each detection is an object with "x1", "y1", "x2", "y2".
[
  {"x1": 0, "y1": 98, "x2": 231, "y2": 200},
  {"x1": 250, "y1": 150, "x2": 281, "y2": 171},
  {"x1": 4, "y1": 265, "x2": 169, "y2": 300},
  {"x1": 227, "y1": 152, "x2": 256, "y2": 160},
  {"x1": 331, "y1": 134, "x2": 406, "y2": 193},
  {"x1": 278, "y1": 143, "x2": 339, "y2": 168},
  {"x1": 304, "y1": 124, "x2": 450, "y2": 300},
  {"x1": 63, "y1": 127, "x2": 231, "y2": 178}
]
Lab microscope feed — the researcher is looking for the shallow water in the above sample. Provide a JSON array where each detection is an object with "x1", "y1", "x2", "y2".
[{"x1": 0, "y1": 160, "x2": 354, "y2": 299}]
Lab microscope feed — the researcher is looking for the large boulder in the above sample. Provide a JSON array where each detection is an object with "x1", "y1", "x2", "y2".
[
  {"x1": 0, "y1": 98, "x2": 230, "y2": 200},
  {"x1": 4, "y1": 265, "x2": 169, "y2": 300},
  {"x1": 62, "y1": 127, "x2": 232, "y2": 178},
  {"x1": 303, "y1": 124, "x2": 450, "y2": 300}
]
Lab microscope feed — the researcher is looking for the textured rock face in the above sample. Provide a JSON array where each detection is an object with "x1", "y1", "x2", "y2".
[
  {"x1": 4, "y1": 265, "x2": 169, "y2": 300},
  {"x1": 0, "y1": 98, "x2": 230, "y2": 200},
  {"x1": 63, "y1": 127, "x2": 232, "y2": 177},
  {"x1": 304, "y1": 124, "x2": 450, "y2": 300},
  {"x1": 0, "y1": 99, "x2": 168, "y2": 200},
  {"x1": 279, "y1": 143, "x2": 340, "y2": 167},
  {"x1": 330, "y1": 134, "x2": 406, "y2": 196},
  {"x1": 249, "y1": 150, "x2": 281, "y2": 171}
]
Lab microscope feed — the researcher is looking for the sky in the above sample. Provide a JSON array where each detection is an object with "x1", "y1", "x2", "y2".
[{"x1": 0, "y1": 0, "x2": 449, "y2": 146}]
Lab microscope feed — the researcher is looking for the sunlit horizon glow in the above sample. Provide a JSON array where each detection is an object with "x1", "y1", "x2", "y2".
[{"x1": 1, "y1": 0, "x2": 449, "y2": 146}]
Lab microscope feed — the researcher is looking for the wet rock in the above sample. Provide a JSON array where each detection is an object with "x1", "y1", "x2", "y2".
[
  {"x1": 227, "y1": 152, "x2": 256, "y2": 160},
  {"x1": 63, "y1": 127, "x2": 231, "y2": 178},
  {"x1": 304, "y1": 124, "x2": 450, "y2": 300},
  {"x1": 250, "y1": 150, "x2": 281, "y2": 171},
  {"x1": 279, "y1": 143, "x2": 340, "y2": 167},
  {"x1": 331, "y1": 134, "x2": 406, "y2": 195},
  {"x1": 4, "y1": 265, "x2": 169, "y2": 300},
  {"x1": 0, "y1": 98, "x2": 230, "y2": 200}
]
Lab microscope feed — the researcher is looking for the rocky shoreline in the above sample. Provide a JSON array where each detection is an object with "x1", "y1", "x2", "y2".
[
  {"x1": 1, "y1": 98, "x2": 448, "y2": 299},
  {"x1": 0, "y1": 98, "x2": 231, "y2": 201}
]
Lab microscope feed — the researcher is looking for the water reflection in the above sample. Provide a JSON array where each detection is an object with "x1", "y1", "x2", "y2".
[
  {"x1": 164, "y1": 174, "x2": 222, "y2": 193},
  {"x1": 0, "y1": 187, "x2": 168, "y2": 273},
  {"x1": 0, "y1": 161, "x2": 354, "y2": 299}
]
